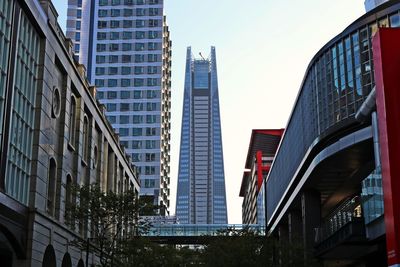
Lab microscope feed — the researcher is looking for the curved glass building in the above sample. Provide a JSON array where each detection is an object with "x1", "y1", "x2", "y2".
[
  {"x1": 265, "y1": 1, "x2": 400, "y2": 265},
  {"x1": 176, "y1": 47, "x2": 227, "y2": 224}
]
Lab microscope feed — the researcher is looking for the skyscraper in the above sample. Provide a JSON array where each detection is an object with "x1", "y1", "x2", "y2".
[
  {"x1": 176, "y1": 47, "x2": 227, "y2": 224},
  {"x1": 66, "y1": 0, "x2": 171, "y2": 214}
]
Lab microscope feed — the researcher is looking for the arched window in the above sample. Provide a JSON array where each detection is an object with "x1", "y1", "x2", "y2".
[
  {"x1": 65, "y1": 174, "x2": 73, "y2": 225},
  {"x1": 82, "y1": 115, "x2": 89, "y2": 162},
  {"x1": 69, "y1": 95, "x2": 77, "y2": 147},
  {"x1": 47, "y1": 158, "x2": 57, "y2": 216},
  {"x1": 42, "y1": 245, "x2": 56, "y2": 267}
]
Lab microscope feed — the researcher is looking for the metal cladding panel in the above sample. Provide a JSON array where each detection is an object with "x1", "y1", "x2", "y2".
[{"x1": 373, "y1": 28, "x2": 400, "y2": 267}]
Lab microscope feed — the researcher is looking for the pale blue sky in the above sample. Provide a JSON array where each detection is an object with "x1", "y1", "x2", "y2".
[{"x1": 53, "y1": 0, "x2": 365, "y2": 223}]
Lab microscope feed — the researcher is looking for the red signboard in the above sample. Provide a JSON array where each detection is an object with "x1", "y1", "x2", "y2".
[{"x1": 373, "y1": 28, "x2": 400, "y2": 267}]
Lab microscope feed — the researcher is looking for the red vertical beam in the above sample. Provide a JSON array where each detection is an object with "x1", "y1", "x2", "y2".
[
  {"x1": 373, "y1": 28, "x2": 400, "y2": 267},
  {"x1": 256, "y1": 151, "x2": 263, "y2": 192}
]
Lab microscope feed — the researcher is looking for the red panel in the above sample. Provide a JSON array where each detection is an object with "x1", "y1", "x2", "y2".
[
  {"x1": 256, "y1": 151, "x2": 271, "y2": 193},
  {"x1": 373, "y1": 28, "x2": 400, "y2": 266}
]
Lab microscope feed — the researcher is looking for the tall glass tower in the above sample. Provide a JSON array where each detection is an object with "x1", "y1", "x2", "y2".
[
  {"x1": 66, "y1": 0, "x2": 172, "y2": 214},
  {"x1": 176, "y1": 47, "x2": 227, "y2": 224}
]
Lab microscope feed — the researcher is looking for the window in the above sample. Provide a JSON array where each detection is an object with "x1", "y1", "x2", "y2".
[
  {"x1": 134, "y1": 78, "x2": 144, "y2": 87},
  {"x1": 74, "y1": 44, "x2": 80, "y2": 53},
  {"x1": 148, "y1": 42, "x2": 158, "y2": 50},
  {"x1": 110, "y1": 32, "x2": 119, "y2": 40},
  {"x1": 98, "y1": 9, "x2": 107, "y2": 17},
  {"x1": 120, "y1": 103, "x2": 130, "y2": 111},
  {"x1": 147, "y1": 103, "x2": 156, "y2": 111},
  {"x1": 135, "y1": 31, "x2": 145, "y2": 39},
  {"x1": 132, "y1": 128, "x2": 142, "y2": 136},
  {"x1": 148, "y1": 66, "x2": 157, "y2": 74},
  {"x1": 147, "y1": 78, "x2": 158, "y2": 86},
  {"x1": 133, "y1": 91, "x2": 142, "y2": 99},
  {"x1": 145, "y1": 166, "x2": 155, "y2": 175},
  {"x1": 135, "y1": 43, "x2": 145, "y2": 51},
  {"x1": 134, "y1": 66, "x2": 144, "y2": 74},
  {"x1": 136, "y1": 8, "x2": 145, "y2": 16},
  {"x1": 75, "y1": 32, "x2": 81, "y2": 41},
  {"x1": 124, "y1": 0, "x2": 133, "y2": 5},
  {"x1": 145, "y1": 153, "x2": 155, "y2": 162},
  {"x1": 97, "y1": 92, "x2": 104, "y2": 99},
  {"x1": 134, "y1": 55, "x2": 144, "y2": 63},
  {"x1": 148, "y1": 54, "x2": 158, "y2": 62},
  {"x1": 97, "y1": 32, "x2": 106, "y2": 40},
  {"x1": 149, "y1": 0, "x2": 159, "y2": 4},
  {"x1": 133, "y1": 103, "x2": 143, "y2": 111},
  {"x1": 132, "y1": 153, "x2": 141, "y2": 162},
  {"x1": 132, "y1": 141, "x2": 141, "y2": 149},
  {"x1": 136, "y1": 20, "x2": 145, "y2": 28},
  {"x1": 121, "y1": 79, "x2": 131, "y2": 87},
  {"x1": 149, "y1": 8, "x2": 159, "y2": 16},
  {"x1": 110, "y1": 20, "x2": 120, "y2": 28},
  {"x1": 47, "y1": 158, "x2": 57, "y2": 216},
  {"x1": 119, "y1": 128, "x2": 129, "y2": 136},
  {"x1": 97, "y1": 44, "x2": 106, "y2": 52},
  {"x1": 108, "y1": 67, "x2": 118, "y2": 75},
  {"x1": 109, "y1": 55, "x2": 119, "y2": 63},
  {"x1": 108, "y1": 79, "x2": 118, "y2": 87},
  {"x1": 148, "y1": 31, "x2": 158, "y2": 39},
  {"x1": 96, "y1": 55, "x2": 106, "y2": 63},
  {"x1": 149, "y1": 19, "x2": 158, "y2": 27},
  {"x1": 107, "y1": 91, "x2": 117, "y2": 99},
  {"x1": 146, "y1": 115, "x2": 157, "y2": 123},
  {"x1": 76, "y1": 21, "x2": 81, "y2": 30},
  {"x1": 122, "y1": 31, "x2": 133, "y2": 39},
  {"x1": 65, "y1": 175, "x2": 73, "y2": 225},
  {"x1": 147, "y1": 90, "x2": 157, "y2": 99},
  {"x1": 99, "y1": 0, "x2": 108, "y2": 5},
  {"x1": 146, "y1": 127, "x2": 156, "y2": 136},
  {"x1": 146, "y1": 140, "x2": 156, "y2": 149},
  {"x1": 69, "y1": 95, "x2": 77, "y2": 146},
  {"x1": 122, "y1": 55, "x2": 131, "y2": 63},
  {"x1": 107, "y1": 103, "x2": 117, "y2": 112},
  {"x1": 121, "y1": 91, "x2": 130, "y2": 99},
  {"x1": 82, "y1": 115, "x2": 90, "y2": 163},
  {"x1": 107, "y1": 115, "x2": 116, "y2": 123},
  {"x1": 390, "y1": 13, "x2": 400, "y2": 27},
  {"x1": 121, "y1": 66, "x2": 131, "y2": 75},
  {"x1": 122, "y1": 43, "x2": 132, "y2": 51},
  {"x1": 123, "y1": 20, "x2": 133, "y2": 28},
  {"x1": 111, "y1": 0, "x2": 120, "y2": 5},
  {"x1": 77, "y1": 10, "x2": 82, "y2": 18},
  {"x1": 132, "y1": 115, "x2": 142, "y2": 124},
  {"x1": 124, "y1": 9, "x2": 133, "y2": 16},
  {"x1": 95, "y1": 67, "x2": 105, "y2": 75},
  {"x1": 120, "y1": 115, "x2": 129, "y2": 124},
  {"x1": 111, "y1": 9, "x2": 120, "y2": 17},
  {"x1": 98, "y1": 21, "x2": 107, "y2": 28},
  {"x1": 137, "y1": 0, "x2": 145, "y2": 4},
  {"x1": 109, "y1": 43, "x2": 119, "y2": 51},
  {"x1": 95, "y1": 79, "x2": 105, "y2": 87}
]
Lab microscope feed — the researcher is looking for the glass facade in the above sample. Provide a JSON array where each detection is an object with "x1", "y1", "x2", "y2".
[
  {"x1": 5, "y1": 10, "x2": 41, "y2": 205},
  {"x1": 176, "y1": 47, "x2": 227, "y2": 224},
  {"x1": 0, "y1": 0, "x2": 13, "y2": 154},
  {"x1": 266, "y1": 9, "x2": 400, "y2": 221},
  {"x1": 66, "y1": 0, "x2": 171, "y2": 213}
]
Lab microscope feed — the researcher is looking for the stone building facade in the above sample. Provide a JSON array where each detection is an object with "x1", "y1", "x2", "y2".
[{"x1": 0, "y1": 0, "x2": 140, "y2": 266}]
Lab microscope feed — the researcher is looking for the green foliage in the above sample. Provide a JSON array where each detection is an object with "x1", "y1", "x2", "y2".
[{"x1": 66, "y1": 184, "x2": 155, "y2": 267}]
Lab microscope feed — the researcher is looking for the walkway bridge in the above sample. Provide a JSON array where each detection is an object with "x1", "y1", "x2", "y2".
[{"x1": 145, "y1": 224, "x2": 265, "y2": 244}]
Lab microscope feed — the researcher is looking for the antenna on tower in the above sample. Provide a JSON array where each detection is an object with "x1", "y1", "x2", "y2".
[{"x1": 199, "y1": 52, "x2": 206, "y2": 60}]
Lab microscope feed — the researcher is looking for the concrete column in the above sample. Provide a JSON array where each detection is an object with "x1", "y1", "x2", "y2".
[
  {"x1": 301, "y1": 190, "x2": 321, "y2": 258},
  {"x1": 288, "y1": 210, "x2": 303, "y2": 244}
]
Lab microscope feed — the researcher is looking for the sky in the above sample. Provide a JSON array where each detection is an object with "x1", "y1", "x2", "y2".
[{"x1": 53, "y1": 0, "x2": 365, "y2": 224}]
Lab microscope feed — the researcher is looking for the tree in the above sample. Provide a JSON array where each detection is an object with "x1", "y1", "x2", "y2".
[{"x1": 66, "y1": 183, "x2": 155, "y2": 267}]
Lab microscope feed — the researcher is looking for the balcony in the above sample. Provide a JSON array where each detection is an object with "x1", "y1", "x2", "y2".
[{"x1": 314, "y1": 196, "x2": 368, "y2": 259}]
